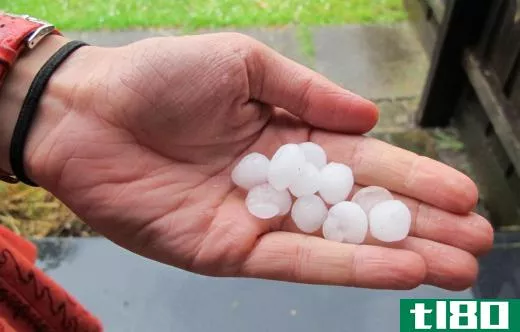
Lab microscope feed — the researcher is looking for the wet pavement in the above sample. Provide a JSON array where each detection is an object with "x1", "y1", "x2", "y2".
[
  {"x1": 313, "y1": 24, "x2": 428, "y2": 99},
  {"x1": 66, "y1": 23, "x2": 427, "y2": 100},
  {"x1": 474, "y1": 232, "x2": 520, "y2": 298},
  {"x1": 36, "y1": 238, "x2": 472, "y2": 332}
]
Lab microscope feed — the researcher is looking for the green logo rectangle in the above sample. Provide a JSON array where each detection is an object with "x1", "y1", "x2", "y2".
[{"x1": 400, "y1": 299, "x2": 520, "y2": 331}]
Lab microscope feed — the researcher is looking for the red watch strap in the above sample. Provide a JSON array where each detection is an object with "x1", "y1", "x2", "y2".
[
  {"x1": 0, "y1": 13, "x2": 59, "y2": 83},
  {"x1": 0, "y1": 13, "x2": 59, "y2": 183}
]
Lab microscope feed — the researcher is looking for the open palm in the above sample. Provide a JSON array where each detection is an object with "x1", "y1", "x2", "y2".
[{"x1": 28, "y1": 33, "x2": 493, "y2": 291}]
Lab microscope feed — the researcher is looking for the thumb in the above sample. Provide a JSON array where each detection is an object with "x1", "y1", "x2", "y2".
[{"x1": 244, "y1": 38, "x2": 379, "y2": 134}]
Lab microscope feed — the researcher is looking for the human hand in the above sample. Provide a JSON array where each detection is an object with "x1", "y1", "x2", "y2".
[{"x1": 16, "y1": 33, "x2": 493, "y2": 290}]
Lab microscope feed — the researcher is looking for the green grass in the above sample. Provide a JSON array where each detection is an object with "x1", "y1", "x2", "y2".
[
  {"x1": 432, "y1": 129, "x2": 465, "y2": 152},
  {"x1": 3, "y1": 0, "x2": 406, "y2": 31},
  {"x1": 0, "y1": 183, "x2": 92, "y2": 238}
]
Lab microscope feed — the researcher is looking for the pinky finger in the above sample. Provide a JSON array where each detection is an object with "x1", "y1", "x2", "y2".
[{"x1": 238, "y1": 231, "x2": 427, "y2": 290}]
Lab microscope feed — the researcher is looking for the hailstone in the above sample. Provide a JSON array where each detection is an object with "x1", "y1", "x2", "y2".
[
  {"x1": 351, "y1": 186, "x2": 394, "y2": 214},
  {"x1": 318, "y1": 162, "x2": 354, "y2": 204},
  {"x1": 369, "y1": 200, "x2": 411, "y2": 242},
  {"x1": 323, "y1": 202, "x2": 368, "y2": 244},
  {"x1": 298, "y1": 142, "x2": 327, "y2": 169},
  {"x1": 231, "y1": 152, "x2": 270, "y2": 190},
  {"x1": 288, "y1": 162, "x2": 321, "y2": 197},
  {"x1": 291, "y1": 195, "x2": 328, "y2": 233},
  {"x1": 268, "y1": 144, "x2": 306, "y2": 190},
  {"x1": 246, "y1": 183, "x2": 292, "y2": 219}
]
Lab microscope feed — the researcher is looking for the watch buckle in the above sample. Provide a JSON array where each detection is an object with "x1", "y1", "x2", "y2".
[
  {"x1": 0, "y1": 170, "x2": 18, "y2": 184},
  {"x1": 20, "y1": 15, "x2": 55, "y2": 49}
]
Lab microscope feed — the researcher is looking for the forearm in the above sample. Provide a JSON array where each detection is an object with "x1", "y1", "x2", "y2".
[{"x1": 0, "y1": 35, "x2": 71, "y2": 177}]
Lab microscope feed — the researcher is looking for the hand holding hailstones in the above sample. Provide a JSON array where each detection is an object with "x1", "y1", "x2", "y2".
[{"x1": 231, "y1": 143, "x2": 411, "y2": 244}]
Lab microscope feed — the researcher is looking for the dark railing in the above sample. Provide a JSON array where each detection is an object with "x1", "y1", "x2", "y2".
[{"x1": 404, "y1": 0, "x2": 520, "y2": 230}]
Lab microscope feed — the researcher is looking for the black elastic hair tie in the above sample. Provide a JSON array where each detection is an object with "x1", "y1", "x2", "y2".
[{"x1": 9, "y1": 40, "x2": 88, "y2": 186}]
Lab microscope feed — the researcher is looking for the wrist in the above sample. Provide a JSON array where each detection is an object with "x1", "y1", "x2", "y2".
[{"x1": 0, "y1": 35, "x2": 88, "y2": 182}]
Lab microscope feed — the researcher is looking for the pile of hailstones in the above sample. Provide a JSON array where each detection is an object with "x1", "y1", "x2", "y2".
[{"x1": 231, "y1": 142, "x2": 411, "y2": 244}]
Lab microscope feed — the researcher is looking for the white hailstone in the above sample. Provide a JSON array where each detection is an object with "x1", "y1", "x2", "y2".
[
  {"x1": 369, "y1": 200, "x2": 411, "y2": 242},
  {"x1": 268, "y1": 144, "x2": 306, "y2": 190},
  {"x1": 298, "y1": 142, "x2": 327, "y2": 169},
  {"x1": 246, "y1": 183, "x2": 292, "y2": 219},
  {"x1": 277, "y1": 190, "x2": 293, "y2": 216},
  {"x1": 323, "y1": 202, "x2": 368, "y2": 244},
  {"x1": 351, "y1": 186, "x2": 394, "y2": 215},
  {"x1": 291, "y1": 195, "x2": 328, "y2": 233},
  {"x1": 318, "y1": 162, "x2": 354, "y2": 205},
  {"x1": 288, "y1": 162, "x2": 321, "y2": 197},
  {"x1": 231, "y1": 152, "x2": 270, "y2": 190}
]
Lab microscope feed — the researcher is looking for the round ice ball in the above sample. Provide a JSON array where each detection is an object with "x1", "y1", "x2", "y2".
[
  {"x1": 318, "y1": 162, "x2": 354, "y2": 205},
  {"x1": 369, "y1": 200, "x2": 411, "y2": 242},
  {"x1": 291, "y1": 195, "x2": 328, "y2": 233},
  {"x1": 246, "y1": 184, "x2": 292, "y2": 219},
  {"x1": 268, "y1": 144, "x2": 306, "y2": 191},
  {"x1": 289, "y1": 162, "x2": 321, "y2": 197},
  {"x1": 323, "y1": 201, "x2": 368, "y2": 244},
  {"x1": 231, "y1": 152, "x2": 270, "y2": 190},
  {"x1": 298, "y1": 142, "x2": 327, "y2": 169},
  {"x1": 351, "y1": 186, "x2": 394, "y2": 214}
]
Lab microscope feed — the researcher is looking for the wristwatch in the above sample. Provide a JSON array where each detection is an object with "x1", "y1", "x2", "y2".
[{"x1": 0, "y1": 13, "x2": 60, "y2": 183}]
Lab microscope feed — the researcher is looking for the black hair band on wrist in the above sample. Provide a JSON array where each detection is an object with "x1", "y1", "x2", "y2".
[{"x1": 9, "y1": 40, "x2": 88, "y2": 187}]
